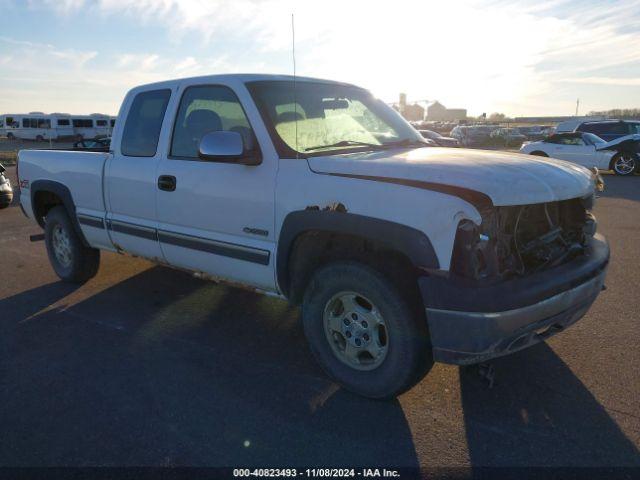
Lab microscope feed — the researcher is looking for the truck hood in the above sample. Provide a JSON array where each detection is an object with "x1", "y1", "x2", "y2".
[{"x1": 307, "y1": 147, "x2": 594, "y2": 207}]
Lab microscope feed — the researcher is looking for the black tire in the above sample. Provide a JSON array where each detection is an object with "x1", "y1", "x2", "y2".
[
  {"x1": 302, "y1": 261, "x2": 433, "y2": 399},
  {"x1": 530, "y1": 151, "x2": 548, "y2": 157},
  {"x1": 36, "y1": 135, "x2": 44, "y2": 142},
  {"x1": 6, "y1": 132, "x2": 14, "y2": 140},
  {"x1": 610, "y1": 153, "x2": 637, "y2": 176},
  {"x1": 44, "y1": 206, "x2": 100, "y2": 283}
]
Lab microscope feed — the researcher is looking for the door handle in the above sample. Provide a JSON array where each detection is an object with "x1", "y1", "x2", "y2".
[{"x1": 158, "y1": 175, "x2": 176, "y2": 192}]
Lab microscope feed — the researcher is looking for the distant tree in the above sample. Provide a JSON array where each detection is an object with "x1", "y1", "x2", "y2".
[
  {"x1": 587, "y1": 108, "x2": 640, "y2": 119},
  {"x1": 488, "y1": 112, "x2": 507, "y2": 121}
]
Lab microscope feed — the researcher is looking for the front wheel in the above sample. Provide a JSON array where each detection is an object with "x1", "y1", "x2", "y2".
[
  {"x1": 611, "y1": 153, "x2": 637, "y2": 176},
  {"x1": 44, "y1": 206, "x2": 100, "y2": 283},
  {"x1": 302, "y1": 262, "x2": 433, "y2": 399}
]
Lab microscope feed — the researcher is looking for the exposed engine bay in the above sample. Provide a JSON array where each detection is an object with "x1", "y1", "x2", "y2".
[{"x1": 452, "y1": 196, "x2": 596, "y2": 281}]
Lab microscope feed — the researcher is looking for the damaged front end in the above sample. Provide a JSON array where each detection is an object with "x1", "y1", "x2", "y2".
[
  {"x1": 450, "y1": 194, "x2": 597, "y2": 282},
  {"x1": 421, "y1": 191, "x2": 609, "y2": 365}
]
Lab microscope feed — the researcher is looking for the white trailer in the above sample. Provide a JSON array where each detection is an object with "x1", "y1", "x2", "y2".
[
  {"x1": 0, "y1": 114, "x2": 18, "y2": 137},
  {"x1": 1, "y1": 113, "x2": 75, "y2": 141},
  {"x1": 70, "y1": 114, "x2": 113, "y2": 140},
  {"x1": 50, "y1": 113, "x2": 75, "y2": 139},
  {"x1": 9, "y1": 113, "x2": 55, "y2": 141}
]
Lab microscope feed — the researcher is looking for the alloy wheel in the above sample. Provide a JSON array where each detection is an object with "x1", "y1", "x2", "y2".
[
  {"x1": 52, "y1": 224, "x2": 73, "y2": 268},
  {"x1": 323, "y1": 291, "x2": 389, "y2": 371},
  {"x1": 614, "y1": 154, "x2": 636, "y2": 175}
]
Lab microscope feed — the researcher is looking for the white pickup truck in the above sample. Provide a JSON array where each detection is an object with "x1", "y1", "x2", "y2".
[{"x1": 18, "y1": 74, "x2": 609, "y2": 398}]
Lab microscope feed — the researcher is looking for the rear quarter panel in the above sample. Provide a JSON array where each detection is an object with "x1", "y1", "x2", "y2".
[{"x1": 19, "y1": 149, "x2": 113, "y2": 249}]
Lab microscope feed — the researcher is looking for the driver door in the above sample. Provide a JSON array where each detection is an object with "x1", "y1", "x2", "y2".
[{"x1": 155, "y1": 82, "x2": 277, "y2": 291}]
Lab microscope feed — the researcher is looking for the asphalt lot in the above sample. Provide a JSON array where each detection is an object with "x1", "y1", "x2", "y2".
[{"x1": 0, "y1": 165, "x2": 639, "y2": 470}]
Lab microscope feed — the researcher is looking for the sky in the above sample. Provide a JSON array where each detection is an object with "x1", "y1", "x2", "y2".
[{"x1": 0, "y1": 0, "x2": 639, "y2": 117}]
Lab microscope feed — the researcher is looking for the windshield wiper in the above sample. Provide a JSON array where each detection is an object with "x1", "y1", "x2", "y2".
[
  {"x1": 305, "y1": 140, "x2": 382, "y2": 152},
  {"x1": 380, "y1": 138, "x2": 429, "y2": 148}
]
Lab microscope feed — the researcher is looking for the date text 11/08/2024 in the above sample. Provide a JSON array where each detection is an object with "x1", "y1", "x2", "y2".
[{"x1": 233, "y1": 468, "x2": 401, "y2": 477}]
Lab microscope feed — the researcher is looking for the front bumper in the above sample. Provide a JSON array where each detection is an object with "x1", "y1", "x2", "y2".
[{"x1": 420, "y1": 234, "x2": 609, "y2": 365}]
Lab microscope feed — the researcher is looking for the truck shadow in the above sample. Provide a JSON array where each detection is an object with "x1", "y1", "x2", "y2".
[
  {"x1": 0, "y1": 266, "x2": 419, "y2": 467},
  {"x1": 4, "y1": 264, "x2": 638, "y2": 468},
  {"x1": 459, "y1": 343, "x2": 640, "y2": 466}
]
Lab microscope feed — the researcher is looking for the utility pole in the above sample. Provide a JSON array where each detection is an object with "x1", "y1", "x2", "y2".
[{"x1": 575, "y1": 98, "x2": 580, "y2": 117}]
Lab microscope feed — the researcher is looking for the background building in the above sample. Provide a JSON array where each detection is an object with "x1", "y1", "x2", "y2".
[{"x1": 425, "y1": 101, "x2": 467, "y2": 122}]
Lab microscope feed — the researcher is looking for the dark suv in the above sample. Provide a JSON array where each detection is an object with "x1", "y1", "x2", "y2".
[{"x1": 576, "y1": 120, "x2": 640, "y2": 142}]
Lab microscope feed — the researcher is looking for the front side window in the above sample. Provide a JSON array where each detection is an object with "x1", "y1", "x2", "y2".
[
  {"x1": 121, "y1": 89, "x2": 171, "y2": 157},
  {"x1": 96, "y1": 120, "x2": 107, "y2": 127},
  {"x1": 57, "y1": 119, "x2": 70, "y2": 126},
  {"x1": 559, "y1": 136, "x2": 586, "y2": 146},
  {"x1": 170, "y1": 85, "x2": 253, "y2": 159},
  {"x1": 37, "y1": 119, "x2": 51, "y2": 129},
  {"x1": 248, "y1": 81, "x2": 424, "y2": 157}
]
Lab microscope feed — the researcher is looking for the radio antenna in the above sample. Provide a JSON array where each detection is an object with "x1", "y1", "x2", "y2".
[{"x1": 291, "y1": 13, "x2": 299, "y2": 158}]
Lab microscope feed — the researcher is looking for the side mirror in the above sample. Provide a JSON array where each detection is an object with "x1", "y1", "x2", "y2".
[
  {"x1": 198, "y1": 131, "x2": 243, "y2": 160},
  {"x1": 198, "y1": 131, "x2": 260, "y2": 165}
]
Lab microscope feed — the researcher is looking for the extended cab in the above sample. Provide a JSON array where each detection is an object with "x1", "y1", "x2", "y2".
[{"x1": 18, "y1": 74, "x2": 609, "y2": 398}]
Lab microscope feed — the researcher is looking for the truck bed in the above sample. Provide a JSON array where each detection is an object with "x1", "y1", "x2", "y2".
[{"x1": 18, "y1": 149, "x2": 109, "y2": 223}]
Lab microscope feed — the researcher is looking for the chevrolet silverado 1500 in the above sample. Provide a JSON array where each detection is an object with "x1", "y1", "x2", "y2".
[{"x1": 18, "y1": 74, "x2": 609, "y2": 398}]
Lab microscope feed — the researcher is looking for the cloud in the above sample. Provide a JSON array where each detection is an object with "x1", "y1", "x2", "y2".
[
  {"x1": 560, "y1": 77, "x2": 640, "y2": 86},
  {"x1": 3, "y1": 0, "x2": 640, "y2": 115}
]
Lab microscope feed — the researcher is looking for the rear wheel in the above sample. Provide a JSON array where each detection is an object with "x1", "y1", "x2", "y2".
[
  {"x1": 6, "y1": 132, "x2": 14, "y2": 140},
  {"x1": 44, "y1": 206, "x2": 100, "y2": 283},
  {"x1": 611, "y1": 153, "x2": 637, "y2": 176},
  {"x1": 302, "y1": 262, "x2": 433, "y2": 399},
  {"x1": 35, "y1": 135, "x2": 44, "y2": 142}
]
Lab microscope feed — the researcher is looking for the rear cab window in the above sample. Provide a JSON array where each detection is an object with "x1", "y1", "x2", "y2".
[{"x1": 121, "y1": 89, "x2": 172, "y2": 157}]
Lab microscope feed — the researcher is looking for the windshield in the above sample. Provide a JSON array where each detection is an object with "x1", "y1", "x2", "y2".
[{"x1": 247, "y1": 80, "x2": 424, "y2": 157}]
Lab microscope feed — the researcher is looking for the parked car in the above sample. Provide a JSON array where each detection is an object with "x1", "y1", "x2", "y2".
[
  {"x1": 555, "y1": 117, "x2": 607, "y2": 133},
  {"x1": 556, "y1": 119, "x2": 640, "y2": 141},
  {"x1": 418, "y1": 129, "x2": 460, "y2": 147},
  {"x1": 520, "y1": 132, "x2": 640, "y2": 175},
  {"x1": 517, "y1": 126, "x2": 548, "y2": 141},
  {"x1": 0, "y1": 163, "x2": 13, "y2": 209},
  {"x1": 450, "y1": 125, "x2": 495, "y2": 146},
  {"x1": 490, "y1": 128, "x2": 528, "y2": 146},
  {"x1": 576, "y1": 120, "x2": 640, "y2": 142},
  {"x1": 17, "y1": 74, "x2": 609, "y2": 399},
  {"x1": 73, "y1": 137, "x2": 111, "y2": 151}
]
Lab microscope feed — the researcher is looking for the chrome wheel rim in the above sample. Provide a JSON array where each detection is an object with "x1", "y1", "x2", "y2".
[
  {"x1": 614, "y1": 155, "x2": 635, "y2": 175},
  {"x1": 323, "y1": 292, "x2": 389, "y2": 371},
  {"x1": 52, "y1": 224, "x2": 72, "y2": 268}
]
